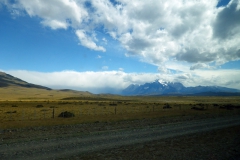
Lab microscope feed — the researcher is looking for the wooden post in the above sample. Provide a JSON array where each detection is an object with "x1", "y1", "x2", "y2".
[
  {"x1": 52, "y1": 108, "x2": 55, "y2": 119},
  {"x1": 34, "y1": 110, "x2": 36, "y2": 119},
  {"x1": 115, "y1": 106, "x2": 116, "y2": 115}
]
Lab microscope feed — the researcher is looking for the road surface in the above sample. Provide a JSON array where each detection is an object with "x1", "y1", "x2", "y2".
[{"x1": 0, "y1": 116, "x2": 240, "y2": 160}]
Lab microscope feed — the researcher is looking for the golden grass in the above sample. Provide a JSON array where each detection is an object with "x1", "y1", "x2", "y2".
[
  {"x1": 1, "y1": 96, "x2": 240, "y2": 129},
  {"x1": 0, "y1": 86, "x2": 92, "y2": 101},
  {"x1": 1, "y1": 86, "x2": 240, "y2": 129}
]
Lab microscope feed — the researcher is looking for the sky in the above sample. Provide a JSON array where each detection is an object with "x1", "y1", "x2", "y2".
[{"x1": 0, "y1": 0, "x2": 240, "y2": 94}]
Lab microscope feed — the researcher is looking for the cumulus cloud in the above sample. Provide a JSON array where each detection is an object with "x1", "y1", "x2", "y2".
[
  {"x1": 17, "y1": 0, "x2": 88, "y2": 28},
  {"x1": 1, "y1": 0, "x2": 240, "y2": 70},
  {"x1": 76, "y1": 30, "x2": 106, "y2": 52},
  {"x1": 190, "y1": 63, "x2": 215, "y2": 70},
  {"x1": 95, "y1": 0, "x2": 240, "y2": 69},
  {"x1": 157, "y1": 65, "x2": 170, "y2": 74},
  {"x1": 213, "y1": 0, "x2": 240, "y2": 39},
  {"x1": 41, "y1": 19, "x2": 68, "y2": 30}
]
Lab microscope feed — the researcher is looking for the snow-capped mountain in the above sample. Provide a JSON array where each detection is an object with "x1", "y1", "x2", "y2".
[{"x1": 122, "y1": 80, "x2": 240, "y2": 96}]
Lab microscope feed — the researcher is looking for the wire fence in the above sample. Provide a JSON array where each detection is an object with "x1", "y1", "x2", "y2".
[
  {"x1": 0, "y1": 101, "x2": 234, "y2": 122},
  {"x1": 0, "y1": 102, "x2": 188, "y2": 121}
]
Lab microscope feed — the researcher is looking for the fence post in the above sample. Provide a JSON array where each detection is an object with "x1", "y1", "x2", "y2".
[
  {"x1": 115, "y1": 106, "x2": 117, "y2": 115},
  {"x1": 52, "y1": 108, "x2": 55, "y2": 119},
  {"x1": 34, "y1": 110, "x2": 37, "y2": 119}
]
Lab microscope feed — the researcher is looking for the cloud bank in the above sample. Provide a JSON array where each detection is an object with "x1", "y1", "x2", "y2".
[
  {"x1": 1, "y1": 0, "x2": 240, "y2": 70},
  {"x1": 4, "y1": 69, "x2": 240, "y2": 94}
]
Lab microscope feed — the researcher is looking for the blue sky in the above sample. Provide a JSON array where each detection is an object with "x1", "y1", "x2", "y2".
[
  {"x1": 0, "y1": 5, "x2": 155, "y2": 73},
  {"x1": 0, "y1": 0, "x2": 240, "y2": 93}
]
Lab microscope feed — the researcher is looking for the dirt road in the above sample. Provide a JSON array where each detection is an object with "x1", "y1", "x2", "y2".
[{"x1": 1, "y1": 116, "x2": 240, "y2": 160}]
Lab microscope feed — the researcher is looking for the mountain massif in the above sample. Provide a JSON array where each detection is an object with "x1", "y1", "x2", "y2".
[{"x1": 122, "y1": 80, "x2": 240, "y2": 96}]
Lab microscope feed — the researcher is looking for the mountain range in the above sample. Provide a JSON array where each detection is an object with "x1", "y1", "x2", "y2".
[{"x1": 122, "y1": 80, "x2": 240, "y2": 96}]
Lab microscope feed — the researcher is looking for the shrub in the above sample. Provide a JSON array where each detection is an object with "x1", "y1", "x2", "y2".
[
  {"x1": 191, "y1": 106, "x2": 204, "y2": 111},
  {"x1": 235, "y1": 105, "x2": 240, "y2": 109},
  {"x1": 163, "y1": 103, "x2": 172, "y2": 109},
  {"x1": 36, "y1": 104, "x2": 43, "y2": 108},
  {"x1": 219, "y1": 104, "x2": 234, "y2": 110},
  {"x1": 5, "y1": 111, "x2": 17, "y2": 114},
  {"x1": 58, "y1": 111, "x2": 75, "y2": 118}
]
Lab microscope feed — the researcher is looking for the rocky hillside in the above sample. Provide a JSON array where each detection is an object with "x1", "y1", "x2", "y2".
[{"x1": 0, "y1": 72, "x2": 51, "y2": 90}]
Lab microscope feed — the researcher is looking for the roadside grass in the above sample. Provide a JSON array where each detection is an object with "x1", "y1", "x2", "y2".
[{"x1": 1, "y1": 96, "x2": 240, "y2": 129}]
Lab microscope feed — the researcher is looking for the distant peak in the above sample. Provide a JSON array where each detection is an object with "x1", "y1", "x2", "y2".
[{"x1": 158, "y1": 79, "x2": 168, "y2": 86}]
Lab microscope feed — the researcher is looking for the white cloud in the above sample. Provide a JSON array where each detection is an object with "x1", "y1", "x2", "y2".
[
  {"x1": 157, "y1": 66, "x2": 170, "y2": 74},
  {"x1": 101, "y1": 66, "x2": 108, "y2": 70},
  {"x1": 76, "y1": 30, "x2": 106, "y2": 52},
  {"x1": 4, "y1": 69, "x2": 240, "y2": 94},
  {"x1": 41, "y1": 19, "x2": 68, "y2": 30},
  {"x1": 190, "y1": 69, "x2": 240, "y2": 89},
  {"x1": 190, "y1": 63, "x2": 215, "y2": 70},
  {"x1": 118, "y1": 68, "x2": 124, "y2": 71},
  {"x1": 17, "y1": 0, "x2": 88, "y2": 28},
  {"x1": 3, "y1": 0, "x2": 240, "y2": 68},
  {"x1": 96, "y1": 55, "x2": 102, "y2": 59},
  {"x1": 102, "y1": 37, "x2": 107, "y2": 44}
]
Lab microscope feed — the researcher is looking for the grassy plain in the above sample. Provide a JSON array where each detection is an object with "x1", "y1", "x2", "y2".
[{"x1": 0, "y1": 86, "x2": 240, "y2": 129}]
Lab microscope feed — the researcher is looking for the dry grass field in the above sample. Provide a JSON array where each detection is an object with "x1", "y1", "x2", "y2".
[
  {"x1": 0, "y1": 86, "x2": 92, "y2": 101},
  {"x1": 1, "y1": 87, "x2": 240, "y2": 129}
]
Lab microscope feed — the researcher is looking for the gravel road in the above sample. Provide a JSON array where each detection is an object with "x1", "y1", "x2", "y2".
[{"x1": 1, "y1": 116, "x2": 240, "y2": 160}]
